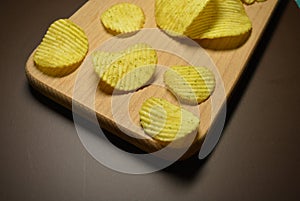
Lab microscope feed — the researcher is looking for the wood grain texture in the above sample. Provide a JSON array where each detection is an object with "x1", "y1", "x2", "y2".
[{"x1": 25, "y1": 0, "x2": 279, "y2": 159}]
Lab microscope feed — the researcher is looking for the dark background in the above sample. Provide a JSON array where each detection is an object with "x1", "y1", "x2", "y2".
[{"x1": 1, "y1": 0, "x2": 299, "y2": 200}]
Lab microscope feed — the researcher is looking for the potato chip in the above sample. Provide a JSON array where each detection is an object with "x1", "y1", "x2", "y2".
[
  {"x1": 139, "y1": 97, "x2": 200, "y2": 142},
  {"x1": 92, "y1": 43, "x2": 157, "y2": 92},
  {"x1": 164, "y1": 66, "x2": 215, "y2": 104},
  {"x1": 93, "y1": 51, "x2": 121, "y2": 78},
  {"x1": 101, "y1": 3, "x2": 145, "y2": 35},
  {"x1": 155, "y1": 0, "x2": 211, "y2": 36},
  {"x1": 155, "y1": 0, "x2": 252, "y2": 41},
  {"x1": 33, "y1": 19, "x2": 89, "y2": 77}
]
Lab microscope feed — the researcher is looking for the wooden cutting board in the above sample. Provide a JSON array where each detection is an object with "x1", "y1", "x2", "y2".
[{"x1": 25, "y1": 0, "x2": 279, "y2": 159}]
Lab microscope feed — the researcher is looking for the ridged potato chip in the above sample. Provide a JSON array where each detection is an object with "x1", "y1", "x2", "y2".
[
  {"x1": 92, "y1": 43, "x2": 157, "y2": 92},
  {"x1": 139, "y1": 97, "x2": 200, "y2": 142},
  {"x1": 93, "y1": 51, "x2": 121, "y2": 78},
  {"x1": 185, "y1": 0, "x2": 252, "y2": 39},
  {"x1": 155, "y1": 0, "x2": 252, "y2": 43},
  {"x1": 164, "y1": 66, "x2": 215, "y2": 104},
  {"x1": 155, "y1": 0, "x2": 211, "y2": 36},
  {"x1": 101, "y1": 3, "x2": 145, "y2": 35},
  {"x1": 34, "y1": 19, "x2": 88, "y2": 77}
]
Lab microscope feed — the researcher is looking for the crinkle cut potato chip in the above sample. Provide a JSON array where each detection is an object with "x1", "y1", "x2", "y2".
[
  {"x1": 33, "y1": 19, "x2": 89, "y2": 77},
  {"x1": 101, "y1": 3, "x2": 145, "y2": 35},
  {"x1": 155, "y1": 0, "x2": 211, "y2": 36},
  {"x1": 139, "y1": 97, "x2": 200, "y2": 143},
  {"x1": 92, "y1": 43, "x2": 157, "y2": 93},
  {"x1": 185, "y1": 0, "x2": 252, "y2": 39},
  {"x1": 155, "y1": 0, "x2": 252, "y2": 48},
  {"x1": 164, "y1": 66, "x2": 216, "y2": 104}
]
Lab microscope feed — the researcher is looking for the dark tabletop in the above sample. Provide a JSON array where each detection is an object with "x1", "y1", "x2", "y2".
[{"x1": 1, "y1": 0, "x2": 300, "y2": 201}]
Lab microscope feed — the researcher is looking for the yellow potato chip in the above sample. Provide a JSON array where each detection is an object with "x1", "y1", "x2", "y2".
[
  {"x1": 93, "y1": 51, "x2": 121, "y2": 78},
  {"x1": 155, "y1": 0, "x2": 211, "y2": 36},
  {"x1": 155, "y1": 0, "x2": 252, "y2": 41},
  {"x1": 33, "y1": 19, "x2": 89, "y2": 77},
  {"x1": 186, "y1": 0, "x2": 252, "y2": 39},
  {"x1": 101, "y1": 3, "x2": 145, "y2": 35},
  {"x1": 92, "y1": 43, "x2": 157, "y2": 92},
  {"x1": 139, "y1": 97, "x2": 200, "y2": 142},
  {"x1": 164, "y1": 66, "x2": 215, "y2": 104}
]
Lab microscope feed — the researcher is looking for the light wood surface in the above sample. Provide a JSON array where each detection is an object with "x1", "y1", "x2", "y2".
[{"x1": 25, "y1": 0, "x2": 279, "y2": 159}]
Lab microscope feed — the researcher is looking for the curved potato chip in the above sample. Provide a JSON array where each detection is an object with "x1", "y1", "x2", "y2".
[
  {"x1": 155, "y1": 0, "x2": 252, "y2": 41},
  {"x1": 164, "y1": 66, "x2": 215, "y2": 104},
  {"x1": 186, "y1": 0, "x2": 252, "y2": 39},
  {"x1": 155, "y1": 0, "x2": 211, "y2": 36},
  {"x1": 93, "y1": 51, "x2": 121, "y2": 78},
  {"x1": 34, "y1": 19, "x2": 89, "y2": 77},
  {"x1": 101, "y1": 3, "x2": 145, "y2": 35},
  {"x1": 139, "y1": 97, "x2": 200, "y2": 142},
  {"x1": 92, "y1": 43, "x2": 157, "y2": 92}
]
